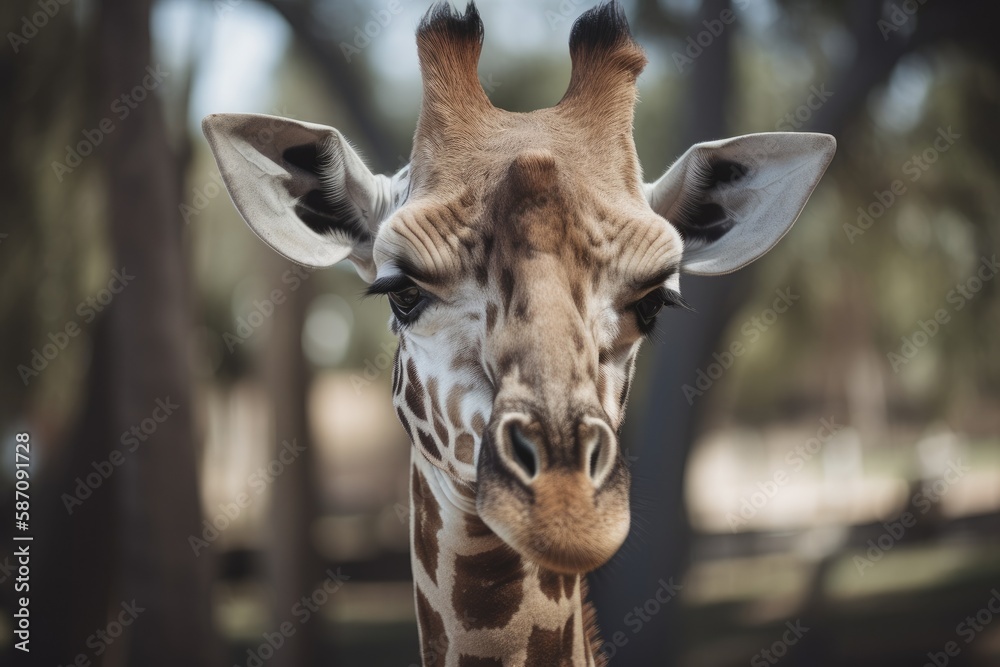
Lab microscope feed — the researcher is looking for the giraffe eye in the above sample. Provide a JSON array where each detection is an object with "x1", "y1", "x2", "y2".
[
  {"x1": 634, "y1": 291, "x2": 665, "y2": 326},
  {"x1": 387, "y1": 286, "x2": 426, "y2": 319},
  {"x1": 632, "y1": 288, "x2": 692, "y2": 334},
  {"x1": 365, "y1": 274, "x2": 432, "y2": 324}
]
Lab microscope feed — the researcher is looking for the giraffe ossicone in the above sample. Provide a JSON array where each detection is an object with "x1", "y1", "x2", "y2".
[{"x1": 203, "y1": 1, "x2": 835, "y2": 664}]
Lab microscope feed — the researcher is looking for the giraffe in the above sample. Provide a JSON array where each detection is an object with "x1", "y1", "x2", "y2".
[{"x1": 201, "y1": 2, "x2": 836, "y2": 664}]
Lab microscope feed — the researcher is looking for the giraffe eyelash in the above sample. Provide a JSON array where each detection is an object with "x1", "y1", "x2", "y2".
[
  {"x1": 363, "y1": 274, "x2": 433, "y2": 326},
  {"x1": 663, "y1": 289, "x2": 694, "y2": 312},
  {"x1": 364, "y1": 274, "x2": 416, "y2": 298},
  {"x1": 635, "y1": 287, "x2": 693, "y2": 312}
]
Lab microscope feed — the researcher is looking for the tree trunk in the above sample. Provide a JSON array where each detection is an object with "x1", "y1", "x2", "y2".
[
  {"x1": 261, "y1": 256, "x2": 324, "y2": 667},
  {"x1": 98, "y1": 0, "x2": 216, "y2": 664},
  {"x1": 31, "y1": 315, "x2": 118, "y2": 666}
]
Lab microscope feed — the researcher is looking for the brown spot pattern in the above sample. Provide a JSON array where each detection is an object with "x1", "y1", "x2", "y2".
[
  {"x1": 513, "y1": 297, "x2": 529, "y2": 321},
  {"x1": 570, "y1": 279, "x2": 585, "y2": 312},
  {"x1": 464, "y1": 513, "x2": 494, "y2": 539},
  {"x1": 452, "y1": 544, "x2": 525, "y2": 631},
  {"x1": 471, "y1": 412, "x2": 486, "y2": 437},
  {"x1": 526, "y1": 626, "x2": 560, "y2": 665},
  {"x1": 412, "y1": 467, "x2": 442, "y2": 584},
  {"x1": 391, "y1": 347, "x2": 402, "y2": 395},
  {"x1": 418, "y1": 428, "x2": 441, "y2": 460},
  {"x1": 525, "y1": 615, "x2": 575, "y2": 667},
  {"x1": 406, "y1": 358, "x2": 427, "y2": 420},
  {"x1": 499, "y1": 267, "x2": 515, "y2": 314},
  {"x1": 452, "y1": 480, "x2": 476, "y2": 500},
  {"x1": 396, "y1": 407, "x2": 413, "y2": 442},
  {"x1": 538, "y1": 568, "x2": 564, "y2": 603},
  {"x1": 426, "y1": 378, "x2": 453, "y2": 448},
  {"x1": 485, "y1": 302, "x2": 497, "y2": 334},
  {"x1": 416, "y1": 587, "x2": 448, "y2": 667},
  {"x1": 455, "y1": 432, "x2": 475, "y2": 464},
  {"x1": 433, "y1": 413, "x2": 451, "y2": 449},
  {"x1": 475, "y1": 235, "x2": 494, "y2": 286},
  {"x1": 427, "y1": 376, "x2": 440, "y2": 406},
  {"x1": 562, "y1": 574, "x2": 577, "y2": 600}
]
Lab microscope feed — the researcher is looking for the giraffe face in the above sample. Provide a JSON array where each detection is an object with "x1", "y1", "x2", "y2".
[
  {"x1": 374, "y1": 139, "x2": 683, "y2": 572},
  {"x1": 203, "y1": 0, "x2": 835, "y2": 578},
  {"x1": 370, "y1": 110, "x2": 683, "y2": 572}
]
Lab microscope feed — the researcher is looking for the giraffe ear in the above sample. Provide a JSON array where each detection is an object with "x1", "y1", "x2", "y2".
[
  {"x1": 644, "y1": 132, "x2": 836, "y2": 275},
  {"x1": 202, "y1": 113, "x2": 406, "y2": 279}
]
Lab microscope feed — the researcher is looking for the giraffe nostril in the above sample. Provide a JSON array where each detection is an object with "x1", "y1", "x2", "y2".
[
  {"x1": 508, "y1": 423, "x2": 538, "y2": 479},
  {"x1": 582, "y1": 417, "x2": 617, "y2": 488}
]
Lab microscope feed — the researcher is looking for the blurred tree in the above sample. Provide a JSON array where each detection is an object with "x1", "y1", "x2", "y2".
[
  {"x1": 261, "y1": 252, "x2": 326, "y2": 667},
  {"x1": 97, "y1": 0, "x2": 215, "y2": 664},
  {"x1": 32, "y1": 316, "x2": 121, "y2": 666},
  {"x1": 22, "y1": 0, "x2": 217, "y2": 664},
  {"x1": 1, "y1": 1, "x2": 107, "y2": 665}
]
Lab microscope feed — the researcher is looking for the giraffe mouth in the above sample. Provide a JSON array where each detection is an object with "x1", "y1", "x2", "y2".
[{"x1": 476, "y1": 456, "x2": 631, "y2": 574}]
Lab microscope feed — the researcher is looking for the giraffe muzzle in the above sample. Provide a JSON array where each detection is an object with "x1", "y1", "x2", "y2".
[{"x1": 476, "y1": 411, "x2": 631, "y2": 573}]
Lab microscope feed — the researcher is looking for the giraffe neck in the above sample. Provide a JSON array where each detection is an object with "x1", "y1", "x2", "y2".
[{"x1": 409, "y1": 452, "x2": 604, "y2": 667}]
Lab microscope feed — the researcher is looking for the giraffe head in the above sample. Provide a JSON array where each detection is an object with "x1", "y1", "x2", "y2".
[{"x1": 203, "y1": 1, "x2": 835, "y2": 575}]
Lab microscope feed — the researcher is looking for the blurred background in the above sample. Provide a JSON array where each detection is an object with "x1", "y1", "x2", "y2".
[{"x1": 1, "y1": 0, "x2": 999, "y2": 665}]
